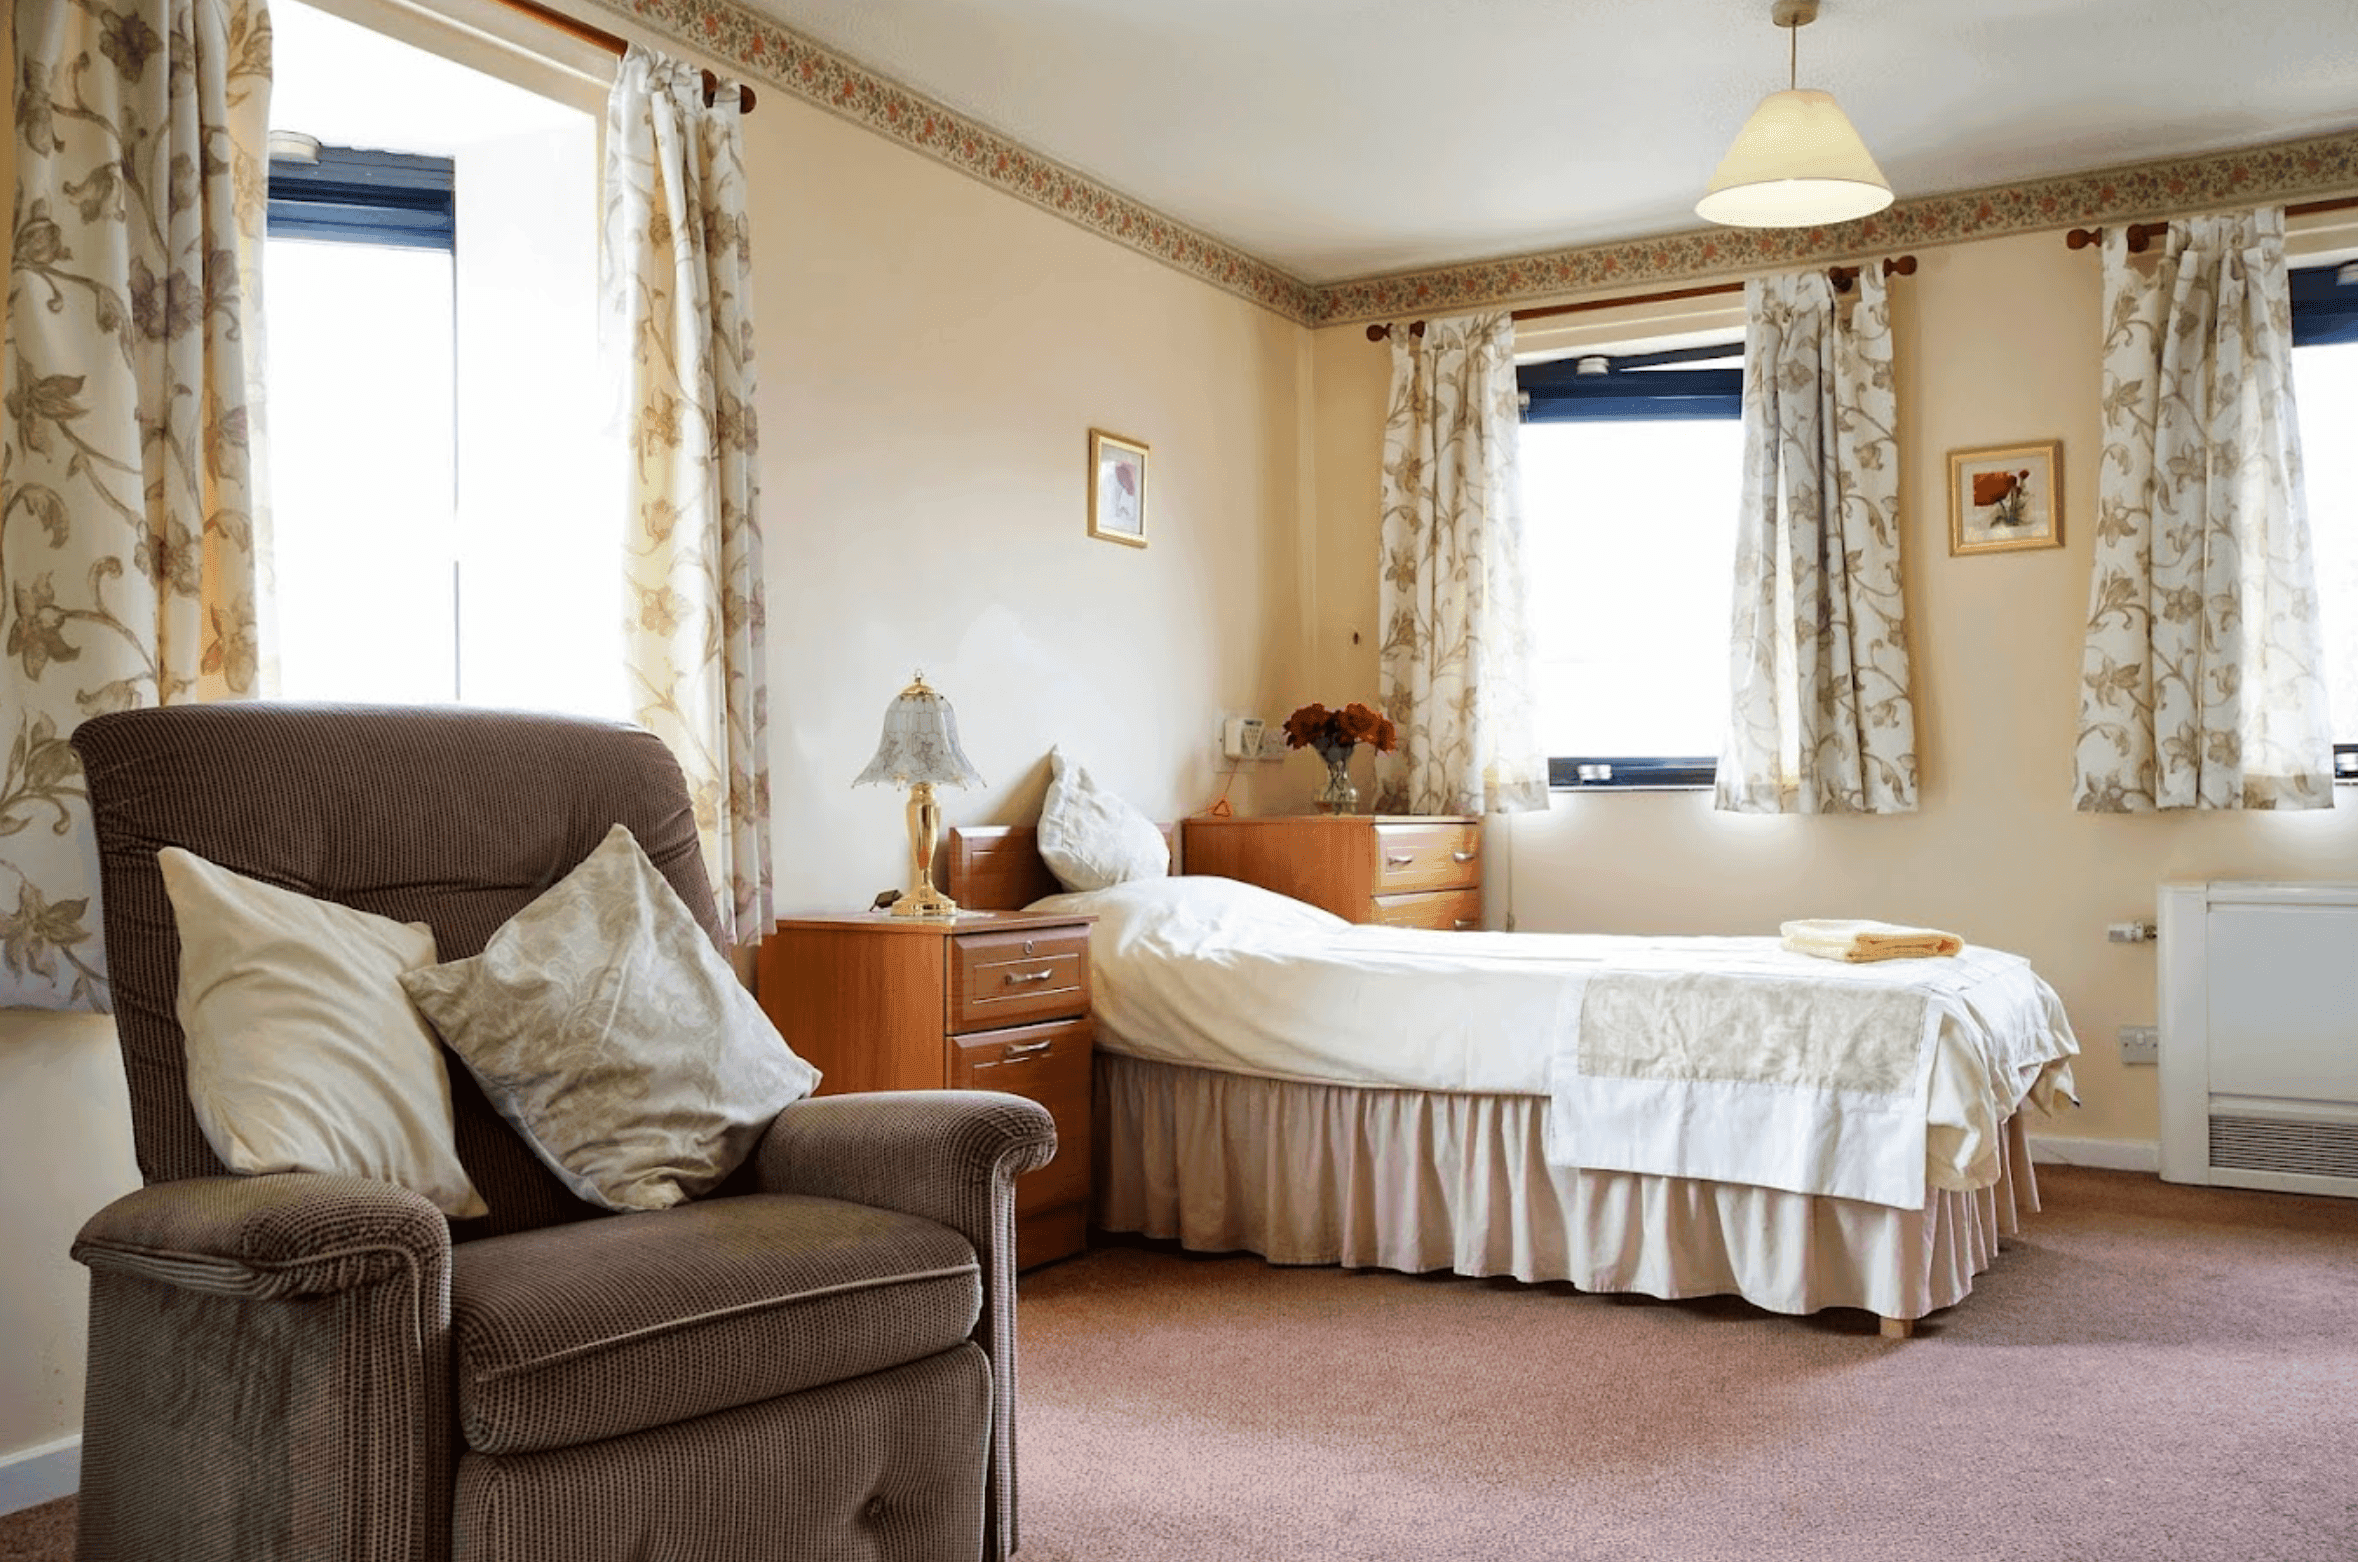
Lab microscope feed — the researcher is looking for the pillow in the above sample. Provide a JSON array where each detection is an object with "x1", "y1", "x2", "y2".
[
  {"x1": 159, "y1": 848, "x2": 488, "y2": 1219},
  {"x1": 1037, "y1": 747, "x2": 1169, "y2": 893},
  {"x1": 399, "y1": 824, "x2": 819, "y2": 1212}
]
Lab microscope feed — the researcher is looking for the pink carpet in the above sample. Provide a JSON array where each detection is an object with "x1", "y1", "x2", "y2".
[{"x1": 8, "y1": 1167, "x2": 2354, "y2": 1560}]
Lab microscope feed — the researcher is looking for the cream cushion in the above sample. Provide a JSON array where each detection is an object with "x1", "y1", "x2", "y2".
[
  {"x1": 1038, "y1": 746, "x2": 1169, "y2": 893},
  {"x1": 399, "y1": 824, "x2": 819, "y2": 1212},
  {"x1": 159, "y1": 847, "x2": 488, "y2": 1219}
]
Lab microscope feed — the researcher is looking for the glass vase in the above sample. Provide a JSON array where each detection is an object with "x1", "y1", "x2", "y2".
[{"x1": 1315, "y1": 751, "x2": 1358, "y2": 815}]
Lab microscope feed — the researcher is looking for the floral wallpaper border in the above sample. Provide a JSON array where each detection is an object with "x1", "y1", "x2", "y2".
[{"x1": 586, "y1": 1, "x2": 2353, "y2": 332}]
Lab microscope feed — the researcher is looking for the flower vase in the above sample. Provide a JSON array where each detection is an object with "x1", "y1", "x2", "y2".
[{"x1": 1315, "y1": 749, "x2": 1358, "y2": 815}]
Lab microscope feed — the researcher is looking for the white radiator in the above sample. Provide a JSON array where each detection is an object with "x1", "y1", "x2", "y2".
[{"x1": 2158, "y1": 882, "x2": 2358, "y2": 1197}]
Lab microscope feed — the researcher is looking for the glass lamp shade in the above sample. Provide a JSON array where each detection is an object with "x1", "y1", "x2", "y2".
[
  {"x1": 1695, "y1": 88, "x2": 1894, "y2": 228},
  {"x1": 852, "y1": 676, "x2": 985, "y2": 789}
]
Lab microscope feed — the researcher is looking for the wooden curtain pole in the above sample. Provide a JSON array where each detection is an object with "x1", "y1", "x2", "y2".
[
  {"x1": 1364, "y1": 254, "x2": 1918, "y2": 341},
  {"x1": 2067, "y1": 195, "x2": 2358, "y2": 254},
  {"x1": 484, "y1": 0, "x2": 757, "y2": 112}
]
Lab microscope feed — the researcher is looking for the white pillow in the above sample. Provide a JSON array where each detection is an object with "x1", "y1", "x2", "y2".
[
  {"x1": 159, "y1": 848, "x2": 488, "y2": 1219},
  {"x1": 399, "y1": 824, "x2": 820, "y2": 1212},
  {"x1": 1037, "y1": 747, "x2": 1169, "y2": 893}
]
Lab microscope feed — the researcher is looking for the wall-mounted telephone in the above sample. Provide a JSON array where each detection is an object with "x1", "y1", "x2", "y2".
[{"x1": 1221, "y1": 716, "x2": 1266, "y2": 761}]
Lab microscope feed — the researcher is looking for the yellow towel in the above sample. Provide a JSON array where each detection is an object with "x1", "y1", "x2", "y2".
[{"x1": 1779, "y1": 918, "x2": 1963, "y2": 963}]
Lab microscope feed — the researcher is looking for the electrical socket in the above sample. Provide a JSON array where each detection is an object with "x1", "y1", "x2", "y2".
[
  {"x1": 2106, "y1": 921, "x2": 2157, "y2": 943},
  {"x1": 1255, "y1": 726, "x2": 1289, "y2": 761},
  {"x1": 2118, "y1": 1024, "x2": 2159, "y2": 1066}
]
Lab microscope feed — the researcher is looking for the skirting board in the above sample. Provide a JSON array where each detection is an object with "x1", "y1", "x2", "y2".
[
  {"x1": 0, "y1": 1435, "x2": 79, "y2": 1516},
  {"x1": 2030, "y1": 1134, "x2": 2161, "y2": 1174}
]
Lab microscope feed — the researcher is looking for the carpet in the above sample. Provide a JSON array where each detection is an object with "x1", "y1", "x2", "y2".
[{"x1": 7, "y1": 1167, "x2": 2353, "y2": 1560}]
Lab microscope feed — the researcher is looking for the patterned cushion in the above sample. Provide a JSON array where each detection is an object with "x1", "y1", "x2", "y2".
[{"x1": 451, "y1": 1193, "x2": 982, "y2": 1456}]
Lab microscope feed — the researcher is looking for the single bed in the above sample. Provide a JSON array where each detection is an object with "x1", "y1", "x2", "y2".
[{"x1": 947, "y1": 825, "x2": 2079, "y2": 1336}]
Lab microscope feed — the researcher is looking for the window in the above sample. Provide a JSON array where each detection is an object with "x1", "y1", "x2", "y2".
[
  {"x1": 264, "y1": 0, "x2": 616, "y2": 716},
  {"x1": 1516, "y1": 343, "x2": 1745, "y2": 788},
  {"x1": 2290, "y1": 260, "x2": 2358, "y2": 774}
]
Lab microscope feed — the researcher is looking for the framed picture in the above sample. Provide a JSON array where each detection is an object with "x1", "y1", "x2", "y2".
[
  {"x1": 1949, "y1": 440, "x2": 2063, "y2": 556},
  {"x1": 1088, "y1": 429, "x2": 1149, "y2": 547}
]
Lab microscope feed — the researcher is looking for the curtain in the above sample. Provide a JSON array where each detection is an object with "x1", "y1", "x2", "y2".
[
  {"x1": 1, "y1": 0, "x2": 273, "y2": 1012},
  {"x1": 2072, "y1": 209, "x2": 2332, "y2": 811},
  {"x1": 1715, "y1": 267, "x2": 1916, "y2": 814},
  {"x1": 605, "y1": 45, "x2": 772, "y2": 942},
  {"x1": 1372, "y1": 312, "x2": 1548, "y2": 817}
]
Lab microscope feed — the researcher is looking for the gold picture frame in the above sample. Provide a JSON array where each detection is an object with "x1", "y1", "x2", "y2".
[
  {"x1": 1087, "y1": 429, "x2": 1149, "y2": 548},
  {"x1": 1949, "y1": 440, "x2": 2063, "y2": 556}
]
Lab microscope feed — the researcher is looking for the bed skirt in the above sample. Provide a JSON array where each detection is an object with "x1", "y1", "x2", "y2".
[{"x1": 1092, "y1": 1052, "x2": 2040, "y2": 1323}]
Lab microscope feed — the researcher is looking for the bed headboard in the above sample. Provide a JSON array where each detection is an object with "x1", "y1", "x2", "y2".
[{"x1": 947, "y1": 823, "x2": 1180, "y2": 911}]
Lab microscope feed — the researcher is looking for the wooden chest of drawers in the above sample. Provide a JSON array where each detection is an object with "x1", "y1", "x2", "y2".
[
  {"x1": 1178, "y1": 814, "x2": 1484, "y2": 929},
  {"x1": 756, "y1": 910, "x2": 1094, "y2": 1269}
]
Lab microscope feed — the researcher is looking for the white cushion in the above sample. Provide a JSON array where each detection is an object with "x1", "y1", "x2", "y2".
[
  {"x1": 160, "y1": 848, "x2": 488, "y2": 1219},
  {"x1": 399, "y1": 824, "x2": 820, "y2": 1212},
  {"x1": 1037, "y1": 747, "x2": 1169, "y2": 893}
]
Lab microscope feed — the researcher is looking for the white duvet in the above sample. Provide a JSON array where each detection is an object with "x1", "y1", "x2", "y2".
[{"x1": 1028, "y1": 875, "x2": 2080, "y2": 1210}]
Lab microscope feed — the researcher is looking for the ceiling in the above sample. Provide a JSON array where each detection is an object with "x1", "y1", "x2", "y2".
[{"x1": 737, "y1": 0, "x2": 2358, "y2": 285}]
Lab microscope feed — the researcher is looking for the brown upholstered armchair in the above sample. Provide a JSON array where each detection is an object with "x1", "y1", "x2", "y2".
[{"x1": 67, "y1": 704, "x2": 1053, "y2": 1562}]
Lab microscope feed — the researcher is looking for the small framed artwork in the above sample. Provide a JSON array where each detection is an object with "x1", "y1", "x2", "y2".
[
  {"x1": 1949, "y1": 440, "x2": 2063, "y2": 556},
  {"x1": 1088, "y1": 429, "x2": 1149, "y2": 548}
]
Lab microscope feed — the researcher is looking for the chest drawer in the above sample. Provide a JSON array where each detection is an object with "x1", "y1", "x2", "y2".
[
  {"x1": 947, "y1": 925, "x2": 1090, "y2": 1034},
  {"x1": 949, "y1": 1018, "x2": 1092, "y2": 1214},
  {"x1": 1371, "y1": 822, "x2": 1482, "y2": 894},
  {"x1": 1370, "y1": 886, "x2": 1484, "y2": 931}
]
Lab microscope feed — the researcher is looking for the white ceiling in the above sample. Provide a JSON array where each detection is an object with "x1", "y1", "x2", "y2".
[{"x1": 739, "y1": 0, "x2": 2358, "y2": 284}]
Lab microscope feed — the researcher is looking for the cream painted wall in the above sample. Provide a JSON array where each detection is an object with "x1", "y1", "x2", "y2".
[{"x1": 1301, "y1": 228, "x2": 2358, "y2": 1149}]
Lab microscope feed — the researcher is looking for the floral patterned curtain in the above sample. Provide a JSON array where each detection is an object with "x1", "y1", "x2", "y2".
[
  {"x1": 2072, "y1": 209, "x2": 2332, "y2": 811},
  {"x1": 604, "y1": 45, "x2": 771, "y2": 942},
  {"x1": 1715, "y1": 267, "x2": 1916, "y2": 814},
  {"x1": 2, "y1": 0, "x2": 273, "y2": 1011},
  {"x1": 1372, "y1": 311, "x2": 1548, "y2": 817}
]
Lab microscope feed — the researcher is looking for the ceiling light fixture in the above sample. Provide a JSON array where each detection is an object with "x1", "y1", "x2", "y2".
[{"x1": 1697, "y1": 0, "x2": 1893, "y2": 229}]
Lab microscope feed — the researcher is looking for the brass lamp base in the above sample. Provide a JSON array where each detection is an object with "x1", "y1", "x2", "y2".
[{"x1": 892, "y1": 780, "x2": 961, "y2": 919}]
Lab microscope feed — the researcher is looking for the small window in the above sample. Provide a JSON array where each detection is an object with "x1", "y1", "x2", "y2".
[
  {"x1": 2291, "y1": 261, "x2": 2358, "y2": 773},
  {"x1": 1517, "y1": 343, "x2": 1744, "y2": 789}
]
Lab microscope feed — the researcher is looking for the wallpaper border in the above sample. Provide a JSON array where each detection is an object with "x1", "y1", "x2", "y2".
[{"x1": 581, "y1": 0, "x2": 2356, "y2": 331}]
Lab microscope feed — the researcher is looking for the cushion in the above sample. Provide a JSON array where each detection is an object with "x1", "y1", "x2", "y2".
[
  {"x1": 399, "y1": 824, "x2": 818, "y2": 1212},
  {"x1": 1037, "y1": 747, "x2": 1169, "y2": 893},
  {"x1": 448, "y1": 1192, "x2": 981, "y2": 1454},
  {"x1": 158, "y1": 847, "x2": 488, "y2": 1219}
]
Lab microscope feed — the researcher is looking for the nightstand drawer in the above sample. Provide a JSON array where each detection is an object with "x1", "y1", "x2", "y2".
[
  {"x1": 948, "y1": 926, "x2": 1090, "y2": 1034},
  {"x1": 950, "y1": 1018, "x2": 1092, "y2": 1214},
  {"x1": 1371, "y1": 822, "x2": 1482, "y2": 894},
  {"x1": 1370, "y1": 887, "x2": 1483, "y2": 931}
]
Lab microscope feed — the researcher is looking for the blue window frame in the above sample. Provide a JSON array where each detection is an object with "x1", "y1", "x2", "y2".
[{"x1": 268, "y1": 145, "x2": 455, "y2": 251}]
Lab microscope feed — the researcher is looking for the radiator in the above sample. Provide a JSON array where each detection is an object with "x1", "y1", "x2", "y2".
[{"x1": 2158, "y1": 882, "x2": 2358, "y2": 1197}]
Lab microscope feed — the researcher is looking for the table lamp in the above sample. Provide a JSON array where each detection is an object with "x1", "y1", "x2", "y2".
[{"x1": 853, "y1": 672, "x2": 985, "y2": 918}]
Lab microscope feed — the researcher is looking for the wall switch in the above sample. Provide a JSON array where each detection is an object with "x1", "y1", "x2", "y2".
[
  {"x1": 2106, "y1": 921, "x2": 2158, "y2": 943},
  {"x1": 2118, "y1": 1024, "x2": 2159, "y2": 1065}
]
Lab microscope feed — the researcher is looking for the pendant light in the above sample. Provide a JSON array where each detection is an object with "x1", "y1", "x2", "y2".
[{"x1": 1697, "y1": 0, "x2": 1893, "y2": 229}]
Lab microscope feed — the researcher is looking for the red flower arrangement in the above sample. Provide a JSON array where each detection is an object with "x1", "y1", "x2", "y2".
[{"x1": 1283, "y1": 701, "x2": 1398, "y2": 765}]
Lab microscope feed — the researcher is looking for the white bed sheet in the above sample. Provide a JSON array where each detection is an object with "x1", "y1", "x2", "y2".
[{"x1": 1028, "y1": 876, "x2": 2080, "y2": 1207}]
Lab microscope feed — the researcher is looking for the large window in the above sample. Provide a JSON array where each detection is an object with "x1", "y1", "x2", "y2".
[
  {"x1": 2291, "y1": 260, "x2": 2358, "y2": 772},
  {"x1": 1516, "y1": 344, "x2": 1744, "y2": 787}
]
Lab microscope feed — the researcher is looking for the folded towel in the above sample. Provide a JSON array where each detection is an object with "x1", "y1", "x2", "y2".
[{"x1": 1779, "y1": 918, "x2": 1963, "y2": 963}]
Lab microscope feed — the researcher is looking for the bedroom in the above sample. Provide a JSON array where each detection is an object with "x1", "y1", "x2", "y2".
[{"x1": 0, "y1": 0, "x2": 2355, "y2": 1556}]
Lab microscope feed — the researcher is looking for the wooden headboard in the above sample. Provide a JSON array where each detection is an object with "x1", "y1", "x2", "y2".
[{"x1": 947, "y1": 824, "x2": 1180, "y2": 911}]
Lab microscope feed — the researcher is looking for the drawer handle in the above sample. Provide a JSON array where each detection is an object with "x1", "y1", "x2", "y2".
[
  {"x1": 1451, "y1": 850, "x2": 1478, "y2": 863},
  {"x1": 1004, "y1": 1040, "x2": 1053, "y2": 1059},
  {"x1": 1453, "y1": 918, "x2": 1479, "y2": 930},
  {"x1": 1003, "y1": 968, "x2": 1055, "y2": 986},
  {"x1": 1384, "y1": 853, "x2": 1415, "y2": 866}
]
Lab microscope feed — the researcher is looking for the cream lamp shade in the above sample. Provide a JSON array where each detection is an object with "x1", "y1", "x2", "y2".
[
  {"x1": 853, "y1": 673, "x2": 982, "y2": 918},
  {"x1": 1696, "y1": 87, "x2": 1894, "y2": 228}
]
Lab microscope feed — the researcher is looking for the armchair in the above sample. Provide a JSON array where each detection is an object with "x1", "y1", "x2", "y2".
[{"x1": 67, "y1": 704, "x2": 1053, "y2": 1562}]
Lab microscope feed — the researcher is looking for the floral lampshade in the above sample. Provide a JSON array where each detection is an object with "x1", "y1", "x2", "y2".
[{"x1": 852, "y1": 674, "x2": 985, "y2": 789}]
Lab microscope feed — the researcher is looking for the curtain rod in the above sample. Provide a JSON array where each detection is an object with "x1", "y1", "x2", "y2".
[
  {"x1": 2065, "y1": 194, "x2": 2358, "y2": 254},
  {"x1": 484, "y1": 0, "x2": 757, "y2": 111},
  {"x1": 1364, "y1": 255, "x2": 1918, "y2": 342}
]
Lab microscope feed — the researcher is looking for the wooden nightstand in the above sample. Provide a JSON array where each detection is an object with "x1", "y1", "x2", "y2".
[
  {"x1": 1180, "y1": 814, "x2": 1483, "y2": 929},
  {"x1": 756, "y1": 910, "x2": 1094, "y2": 1269}
]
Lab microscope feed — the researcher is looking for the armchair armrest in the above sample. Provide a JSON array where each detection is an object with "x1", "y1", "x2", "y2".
[
  {"x1": 750, "y1": 1091, "x2": 1053, "y2": 1562},
  {"x1": 74, "y1": 1172, "x2": 452, "y2": 1300}
]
